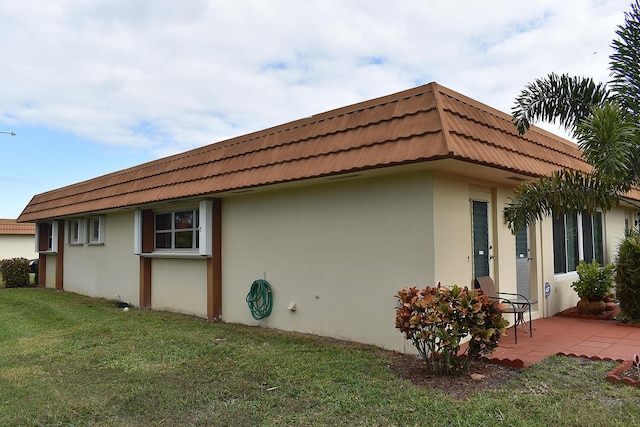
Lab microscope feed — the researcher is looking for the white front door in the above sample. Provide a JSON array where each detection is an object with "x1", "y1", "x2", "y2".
[{"x1": 516, "y1": 226, "x2": 531, "y2": 298}]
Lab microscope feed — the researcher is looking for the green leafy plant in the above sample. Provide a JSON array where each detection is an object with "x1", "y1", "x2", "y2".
[
  {"x1": 615, "y1": 227, "x2": 640, "y2": 321},
  {"x1": 571, "y1": 260, "x2": 615, "y2": 300},
  {"x1": 0, "y1": 257, "x2": 31, "y2": 288},
  {"x1": 395, "y1": 283, "x2": 507, "y2": 375}
]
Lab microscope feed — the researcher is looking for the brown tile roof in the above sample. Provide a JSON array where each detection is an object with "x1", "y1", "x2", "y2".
[
  {"x1": 0, "y1": 218, "x2": 35, "y2": 235},
  {"x1": 18, "y1": 82, "x2": 591, "y2": 222}
]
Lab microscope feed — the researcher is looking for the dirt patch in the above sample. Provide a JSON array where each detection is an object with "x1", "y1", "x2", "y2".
[{"x1": 388, "y1": 352, "x2": 521, "y2": 399}]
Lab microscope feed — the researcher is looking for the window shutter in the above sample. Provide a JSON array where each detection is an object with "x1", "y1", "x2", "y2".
[
  {"x1": 133, "y1": 210, "x2": 142, "y2": 255},
  {"x1": 142, "y1": 210, "x2": 154, "y2": 253},
  {"x1": 199, "y1": 200, "x2": 213, "y2": 256},
  {"x1": 37, "y1": 223, "x2": 49, "y2": 252},
  {"x1": 50, "y1": 221, "x2": 58, "y2": 253},
  {"x1": 133, "y1": 209, "x2": 155, "y2": 254}
]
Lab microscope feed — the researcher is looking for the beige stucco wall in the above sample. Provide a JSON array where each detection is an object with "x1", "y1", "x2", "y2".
[
  {"x1": 151, "y1": 258, "x2": 207, "y2": 317},
  {"x1": 31, "y1": 165, "x2": 637, "y2": 352},
  {"x1": 221, "y1": 170, "x2": 435, "y2": 352},
  {"x1": 0, "y1": 235, "x2": 37, "y2": 260},
  {"x1": 45, "y1": 255, "x2": 56, "y2": 288},
  {"x1": 430, "y1": 173, "x2": 474, "y2": 286},
  {"x1": 430, "y1": 173, "x2": 523, "y2": 291},
  {"x1": 62, "y1": 211, "x2": 139, "y2": 305},
  {"x1": 430, "y1": 172, "x2": 543, "y2": 325}
]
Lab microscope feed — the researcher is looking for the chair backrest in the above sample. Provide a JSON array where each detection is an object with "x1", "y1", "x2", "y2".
[{"x1": 474, "y1": 276, "x2": 497, "y2": 298}]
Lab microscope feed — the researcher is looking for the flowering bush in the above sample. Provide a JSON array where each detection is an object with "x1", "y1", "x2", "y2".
[{"x1": 395, "y1": 283, "x2": 507, "y2": 375}]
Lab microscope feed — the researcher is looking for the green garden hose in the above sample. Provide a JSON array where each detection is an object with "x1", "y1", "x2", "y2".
[{"x1": 246, "y1": 279, "x2": 273, "y2": 320}]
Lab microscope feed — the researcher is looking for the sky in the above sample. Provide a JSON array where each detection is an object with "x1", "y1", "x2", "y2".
[{"x1": 0, "y1": 0, "x2": 632, "y2": 218}]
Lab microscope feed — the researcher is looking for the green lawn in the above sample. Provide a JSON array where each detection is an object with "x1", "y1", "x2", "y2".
[{"x1": 1, "y1": 288, "x2": 639, "y2": 426}]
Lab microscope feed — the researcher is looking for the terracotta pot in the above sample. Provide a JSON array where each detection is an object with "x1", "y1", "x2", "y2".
[
  {"x1": 587, "y1": 299, "x2": 606, "y2": 315},
  {"x1": 577, "y1": 297, "x2": 590, "y2": 314},
  {"x1": 577, "y1": 297, "x2": 607, "y2": 315},
  {"x1": 605, "y1": 300, "x2": 617, "y2": 312}
]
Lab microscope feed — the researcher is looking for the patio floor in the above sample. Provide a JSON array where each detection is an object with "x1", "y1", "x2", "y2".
[{"x1": 483, "y1": 315, "x2": 640, "y2": 368}]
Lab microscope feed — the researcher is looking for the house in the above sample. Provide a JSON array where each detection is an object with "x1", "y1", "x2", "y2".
[
  {"x1": 0, "y1": 219, "x2": 36, "y2": 261},
  {"x1": 17, "y1": 83, "x2": 639, "y2": 352}
]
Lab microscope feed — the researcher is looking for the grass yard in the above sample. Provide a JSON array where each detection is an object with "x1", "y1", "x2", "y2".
[{"x1": 1, "y1": 288, "x2": 639, "y2": 426}]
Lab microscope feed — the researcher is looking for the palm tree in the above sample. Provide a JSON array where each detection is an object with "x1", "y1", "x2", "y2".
[{"x1": 505, "y1": 0, "x2": 640, "y2": 233}]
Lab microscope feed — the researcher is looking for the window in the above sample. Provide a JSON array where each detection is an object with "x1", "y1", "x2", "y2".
[
  {"x1": 88, "y1": 216, "x2": 105, "y2": 244},
  {"x1": 134, "y1": 200, "x2": 212, "y2": 257},
  {"x1": 36, "y1": 221, "x2": 58, "y2": 253},
  {"x1": 553, "y1": 210, "x2": 604, "y2": 274},
  {"x1": 155, "y1": 209, "x2": 200, "y2": 250},
  {"x1": 65, "y1": 218, "x2": 85, "y2": 245}
]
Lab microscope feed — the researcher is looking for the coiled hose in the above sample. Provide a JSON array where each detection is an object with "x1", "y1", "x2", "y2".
[{"x1": 246, "y1": 279, "x2": 273, "y2": 320}]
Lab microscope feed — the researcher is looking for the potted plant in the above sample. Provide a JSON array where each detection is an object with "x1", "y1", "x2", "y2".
[{"x1": 571, "y1": 260, "x2": 615, "y2": 315}]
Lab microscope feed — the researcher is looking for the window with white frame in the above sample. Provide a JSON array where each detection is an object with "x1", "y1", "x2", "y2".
[
  {"x1": 553, "y1": 210, "x2": 604, "y2": 274},
  {"x1": 134, "y1": 200, "x2": 212, "y2": 256},
  {"x1": 66, "y1": 218, "x2": 85, "y2": 245},
  {"x1": 88, "y1": 216, "x2": 105, "y2": 244},
  {"x1": 36, "y1": 221, "x2": 58, "y2": 253},
  {"x1": 155, "y1": 209, "x2": 200, "y2": 250}
]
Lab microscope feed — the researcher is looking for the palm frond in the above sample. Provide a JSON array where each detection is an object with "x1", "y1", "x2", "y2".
[
  {"x1": 504, "y1": 170, "x2": 621, "y2": 234},
  {"x1": 610, "y1": 0, "x2": 640, "y2": 120},
  {"x1": 512, "y1": 73, "x2": 610, "y2": 135},
  {"x1": 577, "y1": 102, "x2": 638, "y2": 182}
]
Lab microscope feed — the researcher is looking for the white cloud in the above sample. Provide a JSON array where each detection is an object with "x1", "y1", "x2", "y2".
[{"x1": 0, "y1": 0, "x2": 632, "y2": 159}]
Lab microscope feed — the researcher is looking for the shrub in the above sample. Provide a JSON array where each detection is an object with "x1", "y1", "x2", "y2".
[
  {"x1": 615, "y1": 228, "x2": 640, "y2": 322},
  {"x1": 0, "y1": 257, "x2": 31, "y2": 288},
  {"x1": 395, "y1": 283, "x2": 507, "y2": 375},
  {"x1": 571, "y1": 260, "x2": 615, "y2": 300}
]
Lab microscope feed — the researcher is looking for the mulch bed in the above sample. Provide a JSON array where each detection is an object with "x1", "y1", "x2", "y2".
[
  {"x1": 554, "y1": 305, "x2": 620, "y2": 320},
  {"x1": 388, "y1": 352, "x2": 521, "y2": 399}
]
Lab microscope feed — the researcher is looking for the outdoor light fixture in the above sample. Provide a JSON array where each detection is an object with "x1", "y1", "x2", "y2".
[{"x1": 0, "y1": 131, "x2": 15, "y2": 136}]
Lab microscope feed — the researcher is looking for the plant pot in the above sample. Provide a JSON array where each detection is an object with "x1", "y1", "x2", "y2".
[
  {"x1": 577, "y1": 297, "x2": 607, "y2": 315},
  {"x1": 605, "y1": 300, "x2": 617, "y2": 312},
  {"x1": 587, "y1": 299, "x2": 606, "y2": 315},
  {"x1": 577, "y1": 297, "x2": 590, "y2": 314}
]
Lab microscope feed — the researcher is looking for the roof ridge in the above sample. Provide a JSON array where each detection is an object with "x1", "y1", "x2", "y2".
[{"x1": 429, "y1": 82, "x2": 455, "y2": 156}]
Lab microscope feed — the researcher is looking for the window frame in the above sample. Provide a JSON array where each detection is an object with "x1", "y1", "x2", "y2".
[
  {"x1": 35, "y1": 221, "x2": 58, "y2": 253},
  {"x1": 134, "y1": 200, "x2": 212, "y2": 258},
  {"x1": 65, "y1": 218, "x2": 86, "y2": 246},
  {"x1": 87, "y1": 216, "x2": 106, "y2": 245},
  {"x1": 553, "y1": 210, "x2": 604, "y2": 275},
  {"x1": 154, "y1": 208, "x2": 200, "y2": 251}
]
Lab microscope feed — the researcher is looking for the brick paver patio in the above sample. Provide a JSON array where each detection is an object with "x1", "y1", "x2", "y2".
[{"x1": 485, "y1": 316, "x2": 640, "y2": 368}]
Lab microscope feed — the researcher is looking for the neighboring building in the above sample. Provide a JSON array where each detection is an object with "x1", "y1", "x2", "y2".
[
  {"x1": 17, "y1": 83, "x2": 639, "y2": 352},
  {"x1": 0, "y1": 219, "x2": 36, "y2": 261}
]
